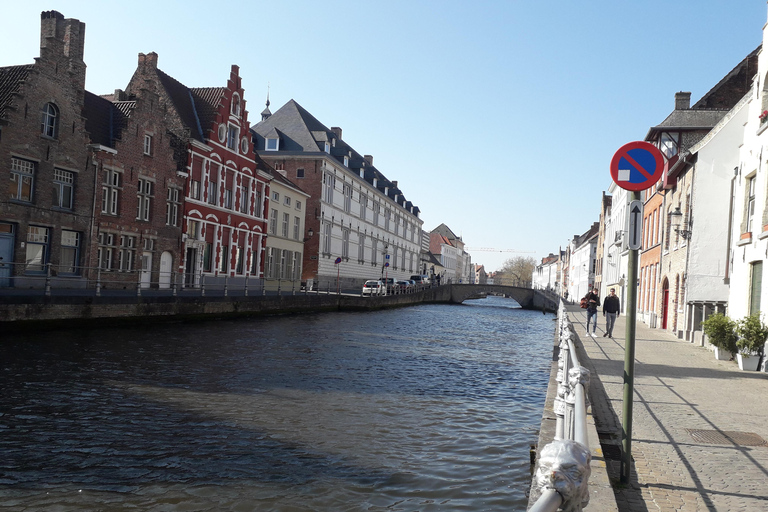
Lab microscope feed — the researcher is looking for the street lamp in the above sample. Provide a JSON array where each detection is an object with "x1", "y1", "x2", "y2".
[{"x1": 669, "y1": 206, "x2": 692, "y2": 240}]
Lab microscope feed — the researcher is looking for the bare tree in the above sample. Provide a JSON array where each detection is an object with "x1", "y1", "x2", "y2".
[{"x1": 497, "y1": 256, "x2": 537, "y2": 288}]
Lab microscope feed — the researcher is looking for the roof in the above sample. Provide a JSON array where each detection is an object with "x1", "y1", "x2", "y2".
[
  {"x1": 0, "y1": 64, "x2": 33, "y2": 121},
  {"x1": 431, "y1": 223, "x2": 460, "y2": 241},
  {"x1": 155, "y1": 68, "x2": 221, "y2": 142},
  {"x1": 83, "y1": 90, "x2": 128, "y2": 148}
]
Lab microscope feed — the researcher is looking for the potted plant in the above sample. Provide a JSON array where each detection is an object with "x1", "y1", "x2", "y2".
[
  {"x1": 735, "y1": 314, "x2": 768, "y2": 371},
  {"x1": 701, "y1": 313, "x2": 738, "y2": 361}
]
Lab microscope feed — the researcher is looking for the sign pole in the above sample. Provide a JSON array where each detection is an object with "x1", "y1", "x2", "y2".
[{"x1": 621, "y1": 189, "x2": 640, "y2": 484}]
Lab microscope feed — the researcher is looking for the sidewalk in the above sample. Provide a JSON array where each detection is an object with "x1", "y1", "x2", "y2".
[{"x1": 566, "y1": 304, "x2": 768, "y2": 511}]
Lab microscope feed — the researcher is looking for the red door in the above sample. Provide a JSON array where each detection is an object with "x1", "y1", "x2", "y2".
[{"x1": 661, "y1": 282, "x2": 669, "y2": 330}]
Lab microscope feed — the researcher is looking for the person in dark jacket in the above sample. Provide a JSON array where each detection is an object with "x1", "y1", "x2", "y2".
[
  {"x1": 602, "y1": 288, "x2": 621, "y2": 338},
  {"x1": 584, "y1": 288, "x2": 600, "y2": 335}
]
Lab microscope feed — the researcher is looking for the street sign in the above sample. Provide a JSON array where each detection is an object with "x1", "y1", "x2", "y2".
[
  {"x1": 384, "y1": 262, "x2": 389, "y2": 267},
  {"x1": 628, "y1": 200, "x2": 643, "y2": 250},
  {"x1": 334, "y1": 257, "x2": 342, "y2": 264},
  {"x1": 385, "y1": 254, "x2": 390, "y2": 260},
  {"x1": 610, "y1": 141, "x2": 664, "y2": 191}
]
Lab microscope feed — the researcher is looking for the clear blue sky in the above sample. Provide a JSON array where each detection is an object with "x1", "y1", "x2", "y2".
[{"x1": 3, "y1": 1, "x2": 765, "y2": 272}]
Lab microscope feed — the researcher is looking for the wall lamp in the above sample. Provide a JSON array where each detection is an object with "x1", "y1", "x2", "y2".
[
  {"x1": 303, "y1": 227, "x2": 314, "y2": 242},
  {"x1": 669, "y1": 206, "x2": 692, "y2": 240}
]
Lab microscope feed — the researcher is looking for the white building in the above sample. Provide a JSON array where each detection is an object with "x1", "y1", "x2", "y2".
[
  {"x1": 568, "y1": 223, "x2": 599, "y2": 301},
  {"x1": 603, "y1": 182, "x2": 630, "y2": 312}
]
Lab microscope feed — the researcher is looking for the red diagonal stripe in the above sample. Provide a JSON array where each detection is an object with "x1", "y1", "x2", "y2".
[{"x1": 621, "y1": 152, "x2": 653, "y2": 180}]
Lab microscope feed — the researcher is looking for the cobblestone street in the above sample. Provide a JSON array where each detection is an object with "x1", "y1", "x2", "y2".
[{"x1": 566, "y1": 305, "x2": 768, "y2": 511}]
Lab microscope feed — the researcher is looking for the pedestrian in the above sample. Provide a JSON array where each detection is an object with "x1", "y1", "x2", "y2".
[
  {"x1": 602, "y1": 287, "x2": 620, "y2": 338},
  {"x1": 583, "y1": 288, "x2": 600, "y2": 335},
  {"x1": 564, "y1": 290, "x2": 569, "y2": 303}
]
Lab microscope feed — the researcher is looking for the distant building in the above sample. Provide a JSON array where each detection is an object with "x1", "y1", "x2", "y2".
[
  {"x1": 474, "y1": 264, "x2": 487, "y2": 285},
  {"x1": 568, "y1": 223, "x2": 599, "y2": 302},
  {"x1": 532, "y1": 254, "x2": 558, "y2": 292}
]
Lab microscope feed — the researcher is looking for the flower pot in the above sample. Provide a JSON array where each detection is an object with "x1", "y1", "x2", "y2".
[
  {"x1": 737, "y1": 353, "x2": 760, "y2": 371},
  {"x1": 714, "y1": 347, "x2": 733, "y2": 361}
]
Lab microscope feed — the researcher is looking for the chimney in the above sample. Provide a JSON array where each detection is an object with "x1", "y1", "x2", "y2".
[
  {"x1": 39, "y1": 11, "x2": 86, "y2": 87},
  {"x1": 138, "y1": 52, "x2": 159, "y2": 70},
  {"x1": 331, "y1": 126, "x2": 342, "y2": 140},
  {"x1": 392, "y1": 180, "x2": 398, "y2": 188},
  {"x1": 364, "y1": 155, "x2": 373, "y2": 166},
  {"x1": 675, "y1": 91, "x2": 691, "y2": 110}
]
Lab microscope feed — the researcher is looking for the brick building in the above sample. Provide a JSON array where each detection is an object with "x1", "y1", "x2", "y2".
[
  {"x1": 125, "y1": 55, "x2": 272, "y2": 287},
  {"x1": 0, "y1": 11, "x2": 92, "y2": 288}
]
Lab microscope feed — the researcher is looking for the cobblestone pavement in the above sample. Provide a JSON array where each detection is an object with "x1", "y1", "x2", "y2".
[{"x1": 565, "y1": 304, "x2": 768, "y2": 512}]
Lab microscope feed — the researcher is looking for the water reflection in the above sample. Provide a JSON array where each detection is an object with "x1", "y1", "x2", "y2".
[{"x1": 0, "y1": 296, "x2": 554, "y2": 510}]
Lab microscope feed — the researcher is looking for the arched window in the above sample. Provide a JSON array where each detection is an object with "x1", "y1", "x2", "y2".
[
  {"x1": 231, "y1": 94, "x2": 241, "y2": 117},
  {"x1": 41, "y1": 102, "x2": 59, "y2": 138}
]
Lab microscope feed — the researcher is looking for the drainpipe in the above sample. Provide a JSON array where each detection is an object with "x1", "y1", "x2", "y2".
[{"x1": 725, "y1": 165, "x2": 738, "y2": 285}]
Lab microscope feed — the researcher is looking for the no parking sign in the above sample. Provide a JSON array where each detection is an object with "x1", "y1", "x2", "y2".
[{"x1": 610, "y1": 141, "x2": 664, "y2": 191}]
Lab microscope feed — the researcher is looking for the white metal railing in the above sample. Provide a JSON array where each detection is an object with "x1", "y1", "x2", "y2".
[{"x1": 529, "y1": 301, "x2": 592, "y2": 512}]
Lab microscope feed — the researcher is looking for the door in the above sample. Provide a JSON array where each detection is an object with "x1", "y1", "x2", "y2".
[
  {"x1": 140, "y1": 252, "x2": 152, "y2": 289},
  {"x1": 661, "y1": 279, "x2": 670, "y2": 330},
  {"x1": 159, "y1": 251, "x2": 173, "y2": 289},
  {"x1": 0, "y1": 223, "x2": 14, "y2": 287},
  {"x1": 185, "y1": 248, "x2": 197, "y2": 287}
]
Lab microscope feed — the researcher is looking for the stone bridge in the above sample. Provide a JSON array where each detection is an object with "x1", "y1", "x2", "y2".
[{"x1": 446, "y1": 284, "x2": 559, "y2": 312}]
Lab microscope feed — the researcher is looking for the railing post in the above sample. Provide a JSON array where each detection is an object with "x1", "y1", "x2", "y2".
[
  {"x1": 44, "y1": 262, "x2": 52, "y2": 297},
  {"x1": 262, "y1": 278, "x2": 266, "y2": 296},
  {"x1": 244, "y1": 274, "x2": 249, "y2": 297},
  {"x1": 172, "y1": 271, "x2": 177, "y2": 297},
  {"x1": 224, "y1": 274, "x2": 228, "y2": 297},
  {"x1": 137, "y1": 270, "x2": 142, "y2": 297},
  {"x1": 201, "y1": 273, "x2": 206, "y2": 296},
  {"x1": 277, "y1": 278, "x2": 281, "y2": 296},
  {"x1": 530, "y1": 440, "x2": 591, "y2": 512},
  {"x1": 292, "y1": 278, "x2": 296, "y2": 296},
  {"x1": 96, "y1": 268, "x2": 102, "y2": 297}
]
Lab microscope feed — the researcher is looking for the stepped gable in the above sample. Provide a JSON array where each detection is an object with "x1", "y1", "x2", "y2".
[
  {"x1": 0, "y1": 65, "x2": 33, "y2": 121},
  {"x1": 83, "y1": 90, "x2": 129, "y2": 148}
]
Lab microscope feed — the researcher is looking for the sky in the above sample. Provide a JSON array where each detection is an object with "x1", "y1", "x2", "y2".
[{"x1": 2, "y1": 1, "x2": 766, "y2": 272}]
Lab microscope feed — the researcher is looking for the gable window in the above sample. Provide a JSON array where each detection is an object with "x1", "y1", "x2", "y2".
[
  {"x1": 231, "y1": 94, "x2": 241, "y2": 117},
  {"x1": 53, "y1": 169, "x2": 74, "y2": 209},
  {"x1": 25, "y1": 226, "x2": 49, "y2": 273},
  {"x1": 102, "y1": 169, "x2": 120, "y2": 215},
  {"x1": 266, "y1": 138, "x2": 279, "y2": 151},
  {"x1": 60, "y1": 230, "x2": 80, "y2": 275},
  {"x1": 143, "y1": 134, "x2": 152, "y2": 156},
  {"x1": 296, "y1": 168, "x2": 305, "y2": 178},
  {"x1": 166, "y1": 187, "x2": 180, "y2": 226},
  {"x1": 41, "y1": 103, "x2": 58, "y2": 138},
  {"x1": 227, "y1": 125, "x2": 239, "y2": 150},
  {"x1": 10, "y1": 157, "x2": 35, "y2": 202},
  {"x1": 136, "y1": 178, "x2": 153, "y2": 221}
]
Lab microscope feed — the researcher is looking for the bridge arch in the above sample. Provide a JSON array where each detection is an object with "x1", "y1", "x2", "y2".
[{"x1": 448, "y1": 284, "x2": 558, "y2": 312}]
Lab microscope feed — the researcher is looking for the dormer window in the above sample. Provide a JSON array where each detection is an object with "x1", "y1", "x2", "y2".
[
  {"x1": 343, "y1": 156, "x2": 349, "y2": 167},
  {"x1": 324, "y1": 142, "x2": 330, "y2": 153},
  {"x1": 266, "y1": 137, "x2": 279, "y2": 151},
  {"x1": 231, "y1": 94, "x2": 241, "y2": 117}
]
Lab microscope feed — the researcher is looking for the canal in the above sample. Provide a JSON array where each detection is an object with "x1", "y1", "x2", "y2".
[{"x1": 1, "y1": 295, "x2": 555, "y2": 511}]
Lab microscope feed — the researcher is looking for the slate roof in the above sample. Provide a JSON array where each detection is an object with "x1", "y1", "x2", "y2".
[
  {"x1": 83, "y1": 90, "x2": 129, "y2": 148},
  {"x1": 432, "y1": 223, "x2": 460, "y2": 241},
  {"x1": 0, "y1": 64, "x2": 33, "y2": 121},
  {"x1": 155, "y1": 69, "x2": 225, "y2": 143}
]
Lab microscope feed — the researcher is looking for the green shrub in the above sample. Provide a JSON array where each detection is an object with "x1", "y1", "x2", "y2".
[
  {"x1": 736, "y1": 314, "x2": 768, "y2": 356},
  {"x1": 701, "y1": 313, "x2": 738, "y2": 353}
]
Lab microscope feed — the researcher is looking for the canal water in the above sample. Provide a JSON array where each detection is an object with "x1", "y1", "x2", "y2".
[{"x1": 1, "y1": 296, "x2": 555, "y2": 511}]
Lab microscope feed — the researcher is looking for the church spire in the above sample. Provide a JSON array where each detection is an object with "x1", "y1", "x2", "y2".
[{"x1": 261, "y1": 84, "x2": 272, "y2": 121}]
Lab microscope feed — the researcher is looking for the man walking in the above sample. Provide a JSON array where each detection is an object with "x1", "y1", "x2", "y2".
[
  {"x1": 603, "y1": 288, "x2": 620, "y2": 338},
  {"x1": 584, "y1": 288, "x2": 600, "y2": 336}
]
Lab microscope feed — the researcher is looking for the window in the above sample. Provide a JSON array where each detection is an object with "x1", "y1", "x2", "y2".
[
  {"x1": 208, "y1": 179, "x2": 218, "y2": 205},
  {"x1": 266, "y1": 138, "x2": 279, "y2": 151},
  {"x1": 284, "y1": 195, "x2": 291, "y2": 206},
  {"x1": 324, "y1": 142, "x2": 330, "y2": 153},
  {"x1": 292, "y1": 252, "x2": 301, "y2": 280},
  {"x1": 747, "y1": 176, "x2": 756, "y2": 233},
  {"x1": 187, "y1": 220, "x2": 200, "y2": 239},
  {"x1": 295, "y1": 200, "x2": 302, "y2": 210},
  {"x1": 231, "y1": 94, "x2": 241, "y2": 116},
  {"x1": 224, "y1": 188, "x2": 233, "y2": 209},
  {"x1": 324, "y1": 173, "x2": 335, "y2": 204},
  {"x1": 282, "y1": 212, "x2": 289, "y2": 237},
  {"x1": 102, "y1": 169, "x2": 120, "y2": 215},
  {"x1": 272, "y1": 191, "x2": 279, "y2": 201},
  {"x1": 343, "y1": 183, "x2": 352, "y2": 213},
  {"x1": 166, "y1": 187, "x2": 180, "y2": 226},
  {"x1": 227, "y1": 125, "x2": 239, "y2": 150},
  {"x1": 10, "y1": 157, "x2": 35, "y2": 202},
  {"x1": 190, "y1": 180, "x2": 201, "y2": 200},
  {"x1": 384, "y1": 209, "x2": 391, "y2": 231},
  {"x1": 41, "y1": 103, "x2": 58, "y2": 138},
  {"x1": 659, "y1": 132, "x2": 679, "y2": 159},
  {"x1": 240, "y1": 182, "x2": 249, "y2": 214},
  {"x1": 25, "y1": 226, "x2": 49, "y2": 272},
  {"x1": 52, "y1": 168, "x2": 74, "y2": 209},
  {"x1": 220, "y1": 245, "x2": 229, "y2": 272},
  {"x1": 98, "y1": 232, "x2": 115, "y2": 270},
  {"x1": 60, "y1": 230, "x2": 80, "y2": 274},
  {"x1": 255, "y1": 187, "x2": 263, "y2": 217},
  {"x1": 143, "y1": 238, "x2": 154, "y2": 251},
  {"x1": 293, "y1": 216, "x2": 300, "y2": 240},
  {"x1": 266, "y1": 247, "x2": 276, "y2": 278},
  {"x1": 143, "y1": 134, "x2": 152, "y2": 156},
  {"x1": 323, "y1": 222, "x2": 331, "y2": 254},
  {"x1": 358, "y1": 233, "x2": 365, "y2": 262},
  {"x1": 373, "y1": 202, "x2": 380, "y2": 226},
  {"x1": 372, "y1": 238, "x2": 378, "y2": 265},
  {"x1": 136, "y1": 178, "x2": 153, "y2": 221},
  {"x1": 750, "y1": 261, "x2": 763, "y2": 317},
  {"x1": 296, "y1": 168, "x2": 305, "y2": 178},
  {"x1": 342, "y1": 229, "x2": 350, "y2": 258},
  {"x1": 281, "y1": 249, "x2": 289, "y2": 279},
  {"x1": 235, "y1": 246, "x2": 244, "y2": 274},
  {"x1": 394, "y1": 214, "x2": 400, "y2": 236},
  {"x1": 343, "y1": 156, "x2": 349, "y2": 167},
  {"x1": 270, "y1": 208, "x2": 278, "y2": 235},
  {"x1": 118, "y1": 235, "x2": 136, "y2": 271},
  {"x1": 360, "y1": 194, "x2": 367, "y2": 220},
  {"x1": 203, "y1": 242, "x2": 213, "y2": 272},
  {"x1": 392, "y1": 245, "x2": 398, "y2": 269}
]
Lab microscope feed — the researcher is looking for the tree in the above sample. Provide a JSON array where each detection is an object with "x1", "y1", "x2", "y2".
[{"x1": 498, "y1": 256, "x2": 537, "y2": 287}]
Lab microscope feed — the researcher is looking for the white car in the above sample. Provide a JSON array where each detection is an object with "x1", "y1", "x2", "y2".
[{"x1": 362, "y1": 280, "x2": 384, "y2": 296}]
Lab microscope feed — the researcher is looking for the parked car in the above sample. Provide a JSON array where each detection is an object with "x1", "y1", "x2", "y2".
[
  {"x1": 411, "y1": 275, "x2": 430, "y2": 287},
  {"x1": 362, "y1": 280, "x2": 384, "y2": 296},
  {"x1": 396, "y1": 280, "x2": 411, "y2": 293},
  {"x1": 381, "y1": 277, "x2": 397, "y2": 294}
]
